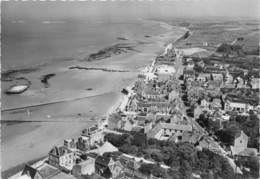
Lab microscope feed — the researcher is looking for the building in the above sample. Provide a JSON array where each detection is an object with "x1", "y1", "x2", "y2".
[
  {"x1": 196, "y1": 73, "x2": 210, "y2": 82},
  {"x1": 118, "y1": 155, "x2": 141, "y2": 175},
  {"x1": 230, "y1": 130, "x2": 248, "y2": 156},
  {"x1": 186, "y1": 60, "x2": 195, "y2": 70},
  {"x1": 224, "y1": 71, "x2": 233, "y2": 84},
  {"x1": 108, "y1": 160, "x2": 124, "y2": 178},
  {"x1": 210, "y1": 98, "x2": 222, "y2": 110},
  {"x1": 212, "y1": 73, "x2": 223, "y2": 81},
  {"x1": 147, "y1": 122, "x2": 192, "y2": 140},
  {"x1": 141, "y1": 86, "x2": 166, "y2": 101},
  {"x1": 122, "y1": 118, "x2": 135, "y2": 131},
  {"x1": 144, "y1": 121, "x2": 153, "y2": 133},
  {"x1": 64, "y1": 139, "x2": 76, "y2": 151},
  {"x1": 20, "y1": 165, "x2": 43, "y2": 179},
  {"x1": 48, "y1": 146, "x2": 76, "y2": 171},
  {"x1": 250, "y1": 78, "x2": 260, "y2": 89},
  {"x1": 200, "y1": 99, "x2": 210, "y2": 109},
  {"x1": 77, "y1": 127, "x2": 104, "y2": 152},
  {"x1": 19, "y1": 163, "x2": 61, "y2": 179},
  {"x1": 155, "y1": 65, "x2": 176, "y2": 74},
  {"x1": 203, "y1": 66, "x2": 225, "y2": 74},
  {"x1": 82, "y1": 126, "x2": 104, "y2": 146},
  {"x1": 77, "y1": 136, "x2": 90, "y2": 152},
  {"x1": 180, "y1": 131, "x2": 203, "y2": 144},
  {"x1": 224, "y1": 99, "x2": 254, "y2": 113},
  {"x1": 95, "y1": 156, "x2": 113, "y2": 178},
  {"x1": 230, "y1": 131, "x2": 257, "y2": 157},
  {"x1": 168, "y1": 90, "x2": 179, "y2": 101},
  {"x1": 183, "y1": 69, "x2": 195, "y2": 81},
  {"x1": 132, "y1": 100, "x2": 173, "y2": 114},
  {"x1": 72, "y1": 157, "x2": 96, "y2": 177},
  {"x1": 108, "y1": 113, "x2": 122, "y2": 130}
]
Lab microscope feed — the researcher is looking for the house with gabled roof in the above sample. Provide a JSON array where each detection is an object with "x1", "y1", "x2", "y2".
[
  {"x1": 19, "y1": 162, "x2": 61, "y2": 179},
  {"x1": 108, "y1": 160, "x2": 124, "y2": 179},
  {"x1": 95, "y1": 156, "x2": 113, "y2": 178},
  {"x1": 20, "y1": 165, "x2": 43, "y2": 179},
  {"x1": 48, "y1": 145, "x2": 76, "y2": 172},
  {"x1": 230, "y1": 130, "x2": 258, "y2": 157}
]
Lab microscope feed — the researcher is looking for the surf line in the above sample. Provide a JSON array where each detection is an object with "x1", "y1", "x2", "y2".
[{"x1": 1, "y1": 91, "x2": 114, "y2": 112}]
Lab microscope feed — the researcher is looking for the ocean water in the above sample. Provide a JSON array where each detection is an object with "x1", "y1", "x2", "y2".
[
  {"x1": 1, "y1": 18, "x2": 176, "y2": 172},
  {"x1": 2, "y1": 18, "x2": 167, "y2": 70}
]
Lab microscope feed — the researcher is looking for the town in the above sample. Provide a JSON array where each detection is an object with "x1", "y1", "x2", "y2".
[{"x1": 12, "y1": 42, "x2": 259, "y2": 179}]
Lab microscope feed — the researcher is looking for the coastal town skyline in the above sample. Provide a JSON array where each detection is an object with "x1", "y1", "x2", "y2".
[{"x1": 1, "y1": 1, "x2": 260, "y2": 179}]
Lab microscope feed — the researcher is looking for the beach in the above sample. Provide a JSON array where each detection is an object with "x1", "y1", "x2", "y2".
[{"x1": 1, "y1": 19, "x2": 186, "y2": 172}]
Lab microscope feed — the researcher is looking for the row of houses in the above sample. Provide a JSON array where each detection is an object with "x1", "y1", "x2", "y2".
[
  {"x1": 20, "y1": 150, "x2": 162, "y2": 179},
  {"x1": 108, "y1": 47, "x2": 196, "y2": 144},
  {"x1": 183, "y1": 60, "x2": 260, "y2": 115},
  {"x1": 45, "y1": 125, "x2": 105, "y2": 174},
  {"x1": 182, "y1": 55, "x2": 259, "y2": 162}
]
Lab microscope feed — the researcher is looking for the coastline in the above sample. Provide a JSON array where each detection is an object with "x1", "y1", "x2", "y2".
[{"x1": 1, "y1": 20, "x2": 188, "y2": 174}]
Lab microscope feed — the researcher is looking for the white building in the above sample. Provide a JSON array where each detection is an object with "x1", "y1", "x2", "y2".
[
  {"x1": 224, "y1": 100, "x2": 254, "y2": 113},
  {"x1": 251, "y1": 78, "x2": 260, "y2": 89},
  {"x1": 147, "y1": 123, "x2": 192, "y2": 140}
]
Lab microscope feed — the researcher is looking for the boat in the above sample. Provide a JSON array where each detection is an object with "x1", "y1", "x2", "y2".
[{"x1": 5, "y1": 84, "x2": 29, "y2": 94}]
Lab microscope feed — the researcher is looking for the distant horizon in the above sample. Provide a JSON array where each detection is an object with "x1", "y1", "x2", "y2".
[{"x1": 2, "y1": 0, "x2": 260, "y2": 21}]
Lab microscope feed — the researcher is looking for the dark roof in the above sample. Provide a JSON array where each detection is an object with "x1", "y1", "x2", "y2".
[
  {"x1": 49, "y1": 146, "x2": 70, "y2": 157},
  {"x1": 21, "y1": 165, "x2": 39, "y2": 178},
  {"x1": 226, "y1": 95, "x2": 259, "y2": 106},
  {"x1": 203, "y1": 66, "x2": 225, "y2": 73},
  {"x1": 88, "y1": 152, "x2": 99, "y2": 159},
  {"x1": 95, "y1": 156, "x2": 110, "y2": 166}
]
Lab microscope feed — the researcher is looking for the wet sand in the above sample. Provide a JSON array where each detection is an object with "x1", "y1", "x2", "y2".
[{"x1": 1, "y1": 20, "x2": 187, "y2": 171}]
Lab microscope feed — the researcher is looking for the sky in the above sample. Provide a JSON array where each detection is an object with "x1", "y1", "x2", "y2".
[{"x1": 2, "y1": 0, "x2": 260, "y2": 21}]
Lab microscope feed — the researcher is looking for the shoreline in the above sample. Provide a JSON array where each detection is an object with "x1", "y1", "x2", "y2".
[{"x1": 1, "y1": 20, "x2": 188, "y2": 174}]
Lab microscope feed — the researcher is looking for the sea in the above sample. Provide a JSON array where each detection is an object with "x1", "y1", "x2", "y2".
[{"x1": 2, "y1": 18, "x2": 166, "y2": 70}]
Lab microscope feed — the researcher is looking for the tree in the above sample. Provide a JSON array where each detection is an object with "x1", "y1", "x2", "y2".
[
  {"x1": 119, "y1": 143, "x2": 138, "y2": 155},
  {"x1": 180, "y1": 160, "x2": 192, "y2": 179},
  {"x1": 139, "y1": 163, "x2": 154, "y2": 175},
  {"x1": 104, "y1": 133, "x2": 130, "y2": 147},
  {"x1": 151, "y1": 152, "x2": 164, "y2": 162},
  {"x1": 132, "y1": 132, "x2": 147, "y2": 147},
  {"x1": 139, "y1": 163, "x2": 166, "y2": 178},
  {"x1": 220, "y1": 159, "x2": 235, "y2": 179},
  {"x1": 215, "y1": 124, "x2": 240, "y2": 146},
  {"x1": 151, "y1": 163, "x2": 166, "y2": 178},
  {"x1": 167, "y1": 169, "x2": 181, "y2": 179},
  {"x1": 178, "y1": 142, "x2": 197, "y2": 164},
  {"x1": 197, "y1": 151, "x2": 209, "y2": 171}
]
